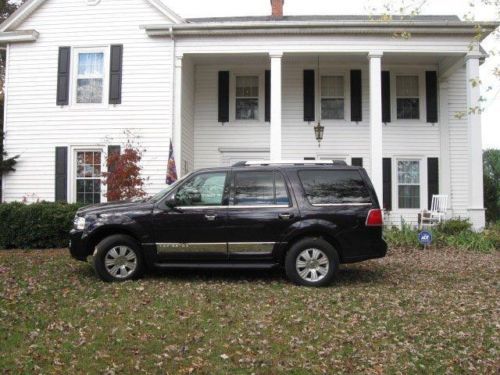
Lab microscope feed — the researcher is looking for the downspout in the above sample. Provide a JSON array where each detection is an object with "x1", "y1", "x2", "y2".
[{"x1": 169, "y1": 26, "x2": 176, "y2": 172}]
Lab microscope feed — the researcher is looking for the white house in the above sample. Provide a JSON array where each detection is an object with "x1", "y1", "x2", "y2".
[{"x1": 0, "y1": 0, "x2": 497, "y2": 229}]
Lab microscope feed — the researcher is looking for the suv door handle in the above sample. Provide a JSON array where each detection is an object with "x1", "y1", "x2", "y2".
[
  {"x1": 279, "y1": 213, "x2": 294, "y2": 220},
  {"x1": 205, "y1": 214, "x2": 217, "y2": 221}
]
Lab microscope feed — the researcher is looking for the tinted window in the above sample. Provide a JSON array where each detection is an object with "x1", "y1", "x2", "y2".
[
  {"x1": 233, "y1": 171, "x2": 290, "y2": 206},
  {"x1": 299, "y1": 170, "x2": 371, "y2": 205},
  {"x1": 175, "y1": 172, "x2": 227, "y2": 206}
]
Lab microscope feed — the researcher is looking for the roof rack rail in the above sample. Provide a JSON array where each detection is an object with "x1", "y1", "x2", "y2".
[{"x1": 232, "y1": 160, "x2": 348, "y2": 167}]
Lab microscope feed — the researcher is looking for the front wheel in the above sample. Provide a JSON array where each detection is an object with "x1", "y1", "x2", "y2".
[
  {"x1": 285, "y1": 237, "x2": 339, "y2": 287},
  {"x1": 93, "y1": 234, "x2": 145, "y2": 282}
]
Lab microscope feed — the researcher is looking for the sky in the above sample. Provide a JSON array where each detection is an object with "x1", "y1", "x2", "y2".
[{"x1": 163, "y1": 0, "x2": 500, "y2": 149}]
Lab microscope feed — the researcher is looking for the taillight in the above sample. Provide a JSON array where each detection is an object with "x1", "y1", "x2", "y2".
[{"x1": 366, "y1": 209, "x2": 383, "y2": 226}]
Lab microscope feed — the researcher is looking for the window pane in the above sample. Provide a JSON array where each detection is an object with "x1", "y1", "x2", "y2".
[
  {"x1": 298, "y1": 170, "x2": 371, "y2": 205},
  {"x1": 234, "y1": 171, "x2": 275, "y2": 206},
  {"x1": 236, "y1": 76, "x2": 259, "y2": 97},
  {"x1": 275, "y1": 172, "x2": 290, "y2": 206},
  {"x1": 175, "y1": 172, "x2": 227, "y2": 206},
  {"x1": 398, "y1": 185, "x2": 420, "y2": 209},
  {"x1": 398, "y1": 161, "x2": 420, "y2": 184},
  {"x1": 78, "y1": 53, "x2": 104, "y2": 76},
  {"x1": 397, "y1": 98, "x2": 420, "y2": 119},
  {"x1": 396, "y1": 76, "x2": 419, "y2": 97},
  {"x1": 236, "y1": 98, "x2": 258, "y2": 120},
  {"x1": 321, "y1": 98, "x2": 344, "y2": 120},
  {"x1": 77, "y1": 79, "x2": 103, "y2": 103},
  {"x1": 321, "y1": 76, "x2": 344, "y2": 97}
]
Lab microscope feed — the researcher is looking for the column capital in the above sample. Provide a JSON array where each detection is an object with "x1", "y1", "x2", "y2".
[
  {"x1": 368, "y1": 51, "x2": 384, "y2": 59},
  {"x1": 269, "y1": 51, "x2": 284, "y2": 59},
  {"x1": 175, "y1": 54, "x2": 183, "y2": 68},
  {"x1": 465, "y1": 52, "x2": 482, "y2": 62}
]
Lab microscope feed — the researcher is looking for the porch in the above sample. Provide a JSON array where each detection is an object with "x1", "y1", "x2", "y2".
[{"x1": 173, "y1": 51, "x2": 484, "y2": 227}]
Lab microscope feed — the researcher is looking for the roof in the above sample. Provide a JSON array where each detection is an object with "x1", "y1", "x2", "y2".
[
  {"x1": 0, "y1": 0, "x2": 185, "y2": 32},
  {"x1": 187, "y1": 15, "x2": 462, "y2": 24}
]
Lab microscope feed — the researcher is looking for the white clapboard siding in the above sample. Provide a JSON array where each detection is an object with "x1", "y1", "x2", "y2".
[{"x1": 3, "y1": 0, "x2": 173, "y2": 202}]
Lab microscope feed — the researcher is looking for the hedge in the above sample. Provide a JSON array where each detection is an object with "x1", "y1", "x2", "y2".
[{"x1": 0, "y1": 202, "x2": 81, "y2": 249}]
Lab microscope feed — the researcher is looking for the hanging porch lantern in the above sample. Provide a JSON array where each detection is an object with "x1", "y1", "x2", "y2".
[{"x1": 314, "y1": 121, "x2": 324, "y2": 147}]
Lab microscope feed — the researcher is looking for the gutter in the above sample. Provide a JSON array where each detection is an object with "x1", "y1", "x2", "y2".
[
  {"x1": 143, "y1": 20, "x2": 499, "y2": 40},
  {"x1": 0, "y1": 30, "x2": 39, "y2": 43}
]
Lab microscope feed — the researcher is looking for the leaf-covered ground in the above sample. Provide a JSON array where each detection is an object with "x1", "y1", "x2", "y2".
[{"x1": 0, "y1": 248, "x2": 498, "y2": 374}]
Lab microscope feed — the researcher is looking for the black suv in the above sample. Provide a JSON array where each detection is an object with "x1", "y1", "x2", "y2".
[{"x1": 69, "y1": 161, "x2": 387, "y2": 286}]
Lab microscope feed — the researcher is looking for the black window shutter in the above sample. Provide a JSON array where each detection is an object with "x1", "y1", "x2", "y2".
[
  {"x1": 427, "y1": 157, "x2": 439, "y2": 209},
  {"x1": 426, "y1": 71, "x2": 438, "y2": 123},
  {"x1": 350, "y1": 70, "x2": 362, "y2": 122},
  {"x1": 218, "y1": 71, "x2": 230, "y2": 123},
  {"x1": 109, "y1": 45, "x2": 123, "y2": 105},
  {"x1": 265, "y1": 70, "x2": 271, "y2": 122},
  {"x1": 55, "y1": 147, "x2": 68, "y2": 202},
  {"x1": 107, "y1": 145, "x2": 121, "y2": 173},
  {"x1": 56, "y1": 47, "x2": 71, "y2": 106},
  {"x1": 303, "y1": 70, "x2": 315, "y2": 122},
  {"x1": 351, "y1": 157, "x2": 363, "y2": 167},
  {"x1": 382, "y1": 71, "x2": 391, "y2": 123},
  {"x1": 383, "y1": 158, "x2": 392, "y2": 211}
]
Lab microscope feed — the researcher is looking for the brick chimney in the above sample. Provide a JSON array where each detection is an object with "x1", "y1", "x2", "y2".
[{"x1": 271, "y1": 0, "x2": 284, "y2": 19}]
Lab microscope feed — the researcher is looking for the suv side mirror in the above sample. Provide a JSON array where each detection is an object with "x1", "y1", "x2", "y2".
[{"x1": 165, "y1": 195, "x2": 178, "y2": 208}]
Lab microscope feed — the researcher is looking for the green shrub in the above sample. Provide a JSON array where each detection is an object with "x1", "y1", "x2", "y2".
[
  {"x1": 0, "y1": 202, "x2": 81, "y2": 249},
  {"x1": 435, "y1": 219, "x2": 472, "y2": 235},
  {"x1": 384, "y1": 218, "x2": 499, "y2": 253}
]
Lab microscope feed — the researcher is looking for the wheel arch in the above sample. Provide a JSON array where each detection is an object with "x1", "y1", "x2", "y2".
[
  {"x1": 86, "y1": 226, "x2": 142, "y2": 256},
  {"x1": 278, "y1": 228, "x2": 344, "y2": 265}
]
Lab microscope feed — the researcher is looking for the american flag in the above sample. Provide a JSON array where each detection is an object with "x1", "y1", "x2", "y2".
[{"x1": 166, "y1": 140, "x2": 178, "y2": 185}]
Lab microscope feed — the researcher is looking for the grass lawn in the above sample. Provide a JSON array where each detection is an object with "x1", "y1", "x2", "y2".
[{"x1": 0, "y1": 248, "x2": 498, "y2": 374}]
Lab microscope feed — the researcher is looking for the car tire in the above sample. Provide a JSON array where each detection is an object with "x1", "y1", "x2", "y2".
[
  {"x1": 285, "y1": 237, "x2": 339, "y2": 287},
  {"x1": 93, "y1": 234, "x2": 145, "y2": 282}
]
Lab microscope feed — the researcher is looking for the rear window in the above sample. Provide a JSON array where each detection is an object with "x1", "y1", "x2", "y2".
[{"x1": 298, "y1": 170, "x2": 371, "y2": 205}]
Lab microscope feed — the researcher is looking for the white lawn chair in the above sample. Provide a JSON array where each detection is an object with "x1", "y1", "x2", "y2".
[{"x1": 418, "y1": 195, "x2": 448, "y2": 229}]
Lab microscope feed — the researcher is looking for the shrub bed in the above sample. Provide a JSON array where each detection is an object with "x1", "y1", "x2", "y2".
[
  {"x1": 384, "y1": 219, "x2": 499, "y2": 253},
  {"x1": 0, "y1": 202, "x2": 81, "y2": 249}
]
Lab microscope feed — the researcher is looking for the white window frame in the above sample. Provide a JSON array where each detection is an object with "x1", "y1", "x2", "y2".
[
  {"x1": 392, "y1": 157, "x2": 427, "y2": 211},
  {"x1": 69, "y1": 146, "x2": 106, "y2": 204},
  {"x1": 390, "y1": 69, "x2": 426, "y2": 123},
  {"x1": 229, "y1": 70, "x2": 265, "y2": 123},
  {"x1": 71, "y1": 46, "x2": 109, "y2": 107},
  {"x1": 320, "y1": 74, "x2": 347, "y2": 121},
  {"x1": 318, "y1": 69, "x2": 350, "y2": 124}
]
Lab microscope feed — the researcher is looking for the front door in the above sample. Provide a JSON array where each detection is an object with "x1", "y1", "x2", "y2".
[
  {"x1": 153, "y1": 171, "x2": 229, "y2": 261},
  {"x1": 226, "y1": 169, "x2": 299, "y2": 260}
]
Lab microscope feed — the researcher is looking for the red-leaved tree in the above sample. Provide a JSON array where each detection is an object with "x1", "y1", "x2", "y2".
[{"x1": 103, "y1": 143, "x2": 146, "y2": 201}]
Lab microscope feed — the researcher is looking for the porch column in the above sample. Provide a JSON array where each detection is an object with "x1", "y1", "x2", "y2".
[
  {"x1": 465, "y1": 54, "x2": 485, "y2": 230},
  {"x1": 173, "y1": 55, "x2": 183, "y2": 175},
  {"x1": 438, "y1": 79, "x2": 452, "y2": 214},
  {"x1": 270, "y1": 52, "x2": 283, "y2": 161},
  {"x1": 368, "y1": 52, "x2": 383, "y2": 202}
]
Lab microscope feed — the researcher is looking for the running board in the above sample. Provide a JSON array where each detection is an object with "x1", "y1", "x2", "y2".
[{"x1": 153, "y1": 262, "x2": 279, "y2": 270}]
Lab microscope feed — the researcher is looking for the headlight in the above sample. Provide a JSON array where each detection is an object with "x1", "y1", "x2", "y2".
[{"x1": 74, "y1": 216, "x2": 86, "y2": 230}]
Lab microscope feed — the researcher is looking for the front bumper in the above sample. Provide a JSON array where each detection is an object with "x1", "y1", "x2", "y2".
[{"x1": 69, "y1": 229, "x2": 89, "y2": 261}]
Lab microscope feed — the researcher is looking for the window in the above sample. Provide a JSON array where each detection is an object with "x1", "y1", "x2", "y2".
[
  {"x1": 175, "y1": 172, "x2": 227, "y2": 206},
  {"x1": 75, "y1": 50, "x2": 105, "y2": 104},
  {"x1": 232, "y1": 171, "x2": 290, "y2": 206},
  {"x1": 321, "y1": 76, "x2": 345, "y2": 120},
  {"x1": 76, "y1": 151, "x2": 102, "y2": 204},
  {"x1": 298, "y1": 170, "x2": 371, "y2": 205},
  {"x1": 396, "y1": 76, "x2": 420, "y2": 119},
  {"x1": 397, "y1": 160, "x2": 420, "y2": 209},
  {"x1": 235, "y1": 76, "x2": 259, "y2": 120}
]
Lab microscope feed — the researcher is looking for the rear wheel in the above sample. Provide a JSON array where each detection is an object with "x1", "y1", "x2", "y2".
[
  {"x1": 285, "y1": 237, "x2": 339, "y2": 287},
  {"x1": 93, "y1": 234, "x2": 145, "y2": 282}
]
